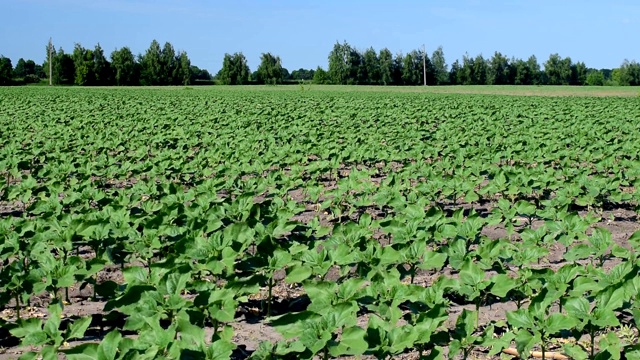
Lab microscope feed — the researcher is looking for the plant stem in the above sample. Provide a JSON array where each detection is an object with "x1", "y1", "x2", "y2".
[
  {"x1": 590, "y1": 326, "x2": 595, "y2": 360},
  {"x1": 15, "y1": 294, "x2": 20, "y2": 320},
  {"x1": 267, "y1": 276, "x2": 273, "y2": 317}
]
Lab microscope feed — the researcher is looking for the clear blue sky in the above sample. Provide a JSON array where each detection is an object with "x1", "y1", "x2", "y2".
[{"x1": 1, "y1": 0, "x2": 638, "y2": 73}]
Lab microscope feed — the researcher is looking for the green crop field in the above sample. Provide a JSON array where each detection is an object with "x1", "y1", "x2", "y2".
[{"x1": 1, "y1": 86, "x2": 640, "y2": 359}]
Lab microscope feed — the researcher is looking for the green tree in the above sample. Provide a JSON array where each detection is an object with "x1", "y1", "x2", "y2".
[
  {"x1": 0, "y1": 56, "x2": 13, "y2": 85},
  {"x1": 312, "y1": 66, "x2": 329, "y2": 84},
  {"x1": 585, "y1": 70, "x2": 604, "y2": 86},
  {"x1": 431, "y1": 46, "x2": 448, "y2": 85},
  {"x1": 472, "y1": 54, "x2": 488, "y2": 85},
  {"x1": 379, "y1": 48, "x2": 393, "y2": 85},
  {"x1": 46, "y1": 47, "x2": 75, "y2": 85},
  {"x1": 619, "y1": 59, "x2": 640, "y2": 85},
  {"x1": 176, "y1": 51, "x2": 191, "y2": 85},
  {"x1": 526, "y1": 55, "x2": 541, "y2": 85},
  {"x1": 93, "y1": 43, "x2": 112, "y2": 85},
  {"x1": 544, "y1": 53, "x2": 572, "y2": 85},
  {"x1": 216, "y1": 52, "x2": 250, "y2": 85},
  {"x1": 13, "y1": 58, "x2": 26, "y2": 78},
  {"x1": 571, "y1": 61, "x2": 587, "y2": 85},
  {"x1": 72, "y1": 43, "x2": 95, "y2": 86},
  {"x1": 458, "y1": 53, "x2": 474, "y2": 85},
  {"x1": 290, "y1": 68, "x2": 315, "y2": 81},
  {"x1": 401, "y1": 50, "x2": 432, "y2": 85},
  {"x1": 256, "y1": 52, "x2": 284, "y2": 84},
  {"x1": 190, "y1": 65, "x2": 212, "y2": 81},
  {"x1": 110, "y1": 47, "x2": 139, "y2": 86},
  {"x1": 392, "y1": 52, "x2": 404, "y2": 85},
  {"x1": 449, "y1": 59, "x2": 461, "y2": 85},
  {"x1": 160, "y1": 42, "x2": 177, "y2": 85},
  {"x1": 362, "y1": 47, "x2": 380, "y2": 84},
  {"x1": 327, "y1": 41, "x2": 351, "y2": 84},
  {"x1": 487, "y1": 51, "x2": 510, "y2": 85},
  {"x1": 140, "y1": 39, "x2": 163, "y2": 85},
  {"x1": 610, "y1": 68, "x2": 621, "y2": 85},
  {"x1": 513, "y1": 58, "x2": 530, "y2": 85}
]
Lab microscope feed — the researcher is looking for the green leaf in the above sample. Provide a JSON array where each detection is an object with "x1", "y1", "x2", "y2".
[
  {"x1": 10, "y1": 318, "x2": 43, "y2": 339},
  {"x1": 506, "y1": 309, "x2": 534, "y2": 330},
  {"x1": 66, "y1": 316, "x2": 92, "y2": 341},
  {"x1": 489, "y1": 274, "x2": 517, "y2": 297},
  {"x1": 596, "y1": 284, "x2": 625, "y2": 312},
  {"x1": 162, "y1": 272, "x2": 189, "y2": 295},
  {"x1": 419, "y1": 251, "x2": 447, "y2": 271},
  {"x1": 564, "y1": 297, "x2": 590, "y2": 318},
  {"x1": 563, "y1": 342, "x2": 589, "y2": 360},
  {"x1": 64, "y1": 343, "x2": 99, "y2": 360},
  {"x1": 285, "y1": 264, "x2": 312, "y2": 284},
  {"x1": 329, "y1": 326, "x2": 367, "y2": 356},
  {"x1": 545, "y1": 313, "x2": 577, "y2": 334},
  {"x1": 97, "y1": 330, "x2": 122, "y2": 360},
  {"x1": 514, "y1": 329, "x2": 540, "y2": 360},
  {"x1": 17, "y1": 352, "x2": 38, "y2": 360},
  {"x1": 123, "y1": 266, "x2": 148, "y2": 285}
]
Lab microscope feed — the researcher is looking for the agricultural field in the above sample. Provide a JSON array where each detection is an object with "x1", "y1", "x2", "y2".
[{"x1": 1, "y1": 86, "x2": 640, "y2": 359}]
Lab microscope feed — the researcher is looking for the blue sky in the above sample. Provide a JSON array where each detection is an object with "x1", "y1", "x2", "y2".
[{"x1": 1, "y1": 0, "x2": 638, "y2": 73}]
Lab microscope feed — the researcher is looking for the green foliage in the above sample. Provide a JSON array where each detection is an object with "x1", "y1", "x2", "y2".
[
  {"x1": 216, "y1": 52, "x2": 250, "y2": 85},
  {"x1": 1, "y1": 87, "x2": 640, "y2": 359},
  {"x1": 256, "y1": 52, "x2": 284, "y2": 85},
  {"x1": 586, "y1": 70, "x2": 605, "y2": 86},
  {"x1": 0, "y1": 55, "x2": 12, "y2": 85}
]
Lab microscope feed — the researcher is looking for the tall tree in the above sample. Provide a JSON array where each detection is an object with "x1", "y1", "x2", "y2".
[
  {"x1": 176, "y1": 51, "x2": 191, "y2": 85},
  {"x1": 46, "y1": 47, "x2": 75, "y2": 85},
  {"x1": 216, "y1": 52, "x2": 250, "y2": 85},
  {"x1": 449, "y1": 59, "x2": 461, "y2": 85},
  {"x1": 544, "y1": 53, "x2": 572, "y2": 85},
  {"x1": 93, "y1": 43, "x2": 112, "y2": 85},
  {"x1": 140, "y1": 39, "x2": 163, "y2": 85},
  {"x1": 458, "y1": 54, "x2": 474, "y2": 85},
  {"x1": 513, "y1": 58, "x2": 531, "y2": 85},
  {"x1": 256, "y1": 52, "x2": 284, "y2": 84},
  {"x1": 362, "y1": 47, "x2": 380, "y2": 85},
  {"x1": 348, "y1": 48, "x2": 364, "y2": 84},
  {"x1": 619, "y1": 60, "x2": 640, "y2": 86},
  {"x1": 327, "y1": 41, "x2": 352, "y2": 84},
  {"x1": 72, "y1": 43, "x2": 95, "y2": 86},
  {"x1": 431, "y1": 46, "x2": 448, "y2": 85},
  {"x1": 13, "y1": 58, "x2": 26, "y2": 78},
  {"x1": 0, "y1": 56, "x2": 13, "y2": 85},
  {"x1": 160, "y1": 42, "x2": 177, "y2": 85},
  {"x1": 487, "y1": 51, "x2": 510, "y2": 85},
  {"x1": 472, "y1": 54, "x2": 488, "y2": 85},
  {"x1": 571, "y1": 61, "x2": 587, "y2": 85},
  {"x1": 111, "y1": 47, "x2": 138, "y2": 86},
  {"x1": 379, "y1": 48, "x2": 393, "y2": 85},
  {"x1": 401, "y1": 52, "x2": 417, "y2": 85},
  {"x1": 526, "y1": 55, "x2": 540, "y2": 85},
  {"x1": 312, "y1": 66, "x2": 329, "y2": 84}
]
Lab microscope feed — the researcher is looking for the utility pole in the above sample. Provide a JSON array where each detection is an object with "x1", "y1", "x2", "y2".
[
  {"x1": 422, "y1": 44, "x2": 427, "y2": 86},
  {"x1": 48, "y1": 37, "x2": 53, "y2": 86}
]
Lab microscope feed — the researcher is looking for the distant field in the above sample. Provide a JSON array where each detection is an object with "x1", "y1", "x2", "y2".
[{"x1": 198, "y1": 84, "x2": 640, "y2": 97}]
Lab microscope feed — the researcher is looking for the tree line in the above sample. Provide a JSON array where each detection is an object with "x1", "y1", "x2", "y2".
[
  {"x1": 1, "y1": 39, "x2": 640, "y2": 86},
  {"x1": 318, "y1": 41, "x2": 640, "y2": 86}
]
